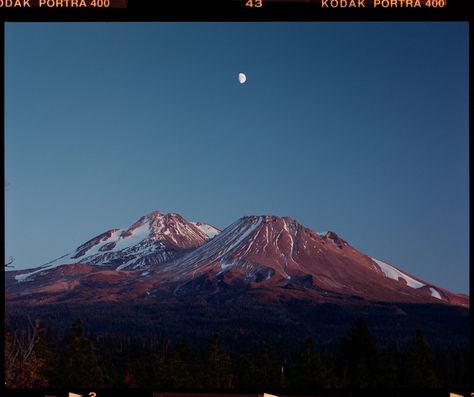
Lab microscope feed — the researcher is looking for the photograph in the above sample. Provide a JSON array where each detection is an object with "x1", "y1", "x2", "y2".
[{"x1": 4, "y1": 17, "x2": 470, "y2": 393}]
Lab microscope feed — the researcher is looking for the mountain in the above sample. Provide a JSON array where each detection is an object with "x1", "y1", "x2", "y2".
[
  {"x1": 6, "y1": 212, "x2": 467, "y2": 307},
  {"x1": 159, "y1": 215, "x2": 467, "y2": 306},
  {"x1": 5, "y1": 211, "x2": 469, "y2": 348},
  {"x1": 10, "y1": 211, "x2": 219, "y2": 278}
]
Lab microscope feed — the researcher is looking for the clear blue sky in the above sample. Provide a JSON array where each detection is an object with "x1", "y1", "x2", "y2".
[{"x1": 5, "y1": 22, "x2": 469, "y2": 294}]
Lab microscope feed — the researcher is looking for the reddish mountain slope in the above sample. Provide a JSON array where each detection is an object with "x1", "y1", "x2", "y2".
[
  {"x1": 5, "y1": 212, "x2": 468, "y2": 308},
  {"x1": 160, "y1": 215, "x2": 468, "y2": 306}
]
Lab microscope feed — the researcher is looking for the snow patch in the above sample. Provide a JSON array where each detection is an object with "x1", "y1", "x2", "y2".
[
  {"x1": 114, "y1": 222, "x2": 151, "y2": 251},
  {"x1": 191, "y1": 222, "x2": 220, "y2": 238},
  {"x1": 220, "y1": 262, "x2": 234, "y2": 271},
  {"x1": 430, "y1": 287, "x2": 442, "y2": 300},
  {"x1": 283, "y1": 221, "x2": 294, "y2": 255},
  {"x1": 75, "y1": 229, "x2": 123, "y2": 259},
  {"x1": 14, "y1": 265, "x2": 60, "y2": 283},
  {"x1": 14, "y1": 272, "x2": 35, "y2": 282},
  {"x1": 371, "y1": 257, "x2": 426, "y2": 289}
]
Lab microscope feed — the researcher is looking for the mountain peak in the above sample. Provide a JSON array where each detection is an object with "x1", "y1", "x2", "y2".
[
  {"x1": 322, "y1": 230, "x2": 348, "y2": 249},
  {"x1": 239, "y1": 214, "x2": 299, "y2": 226},
  {"x1": 130, "y1": 211, "x2": 210, "y2": 249},
  {"x1": 145, "y1": 210, "x2": 163, "y2": 219}
]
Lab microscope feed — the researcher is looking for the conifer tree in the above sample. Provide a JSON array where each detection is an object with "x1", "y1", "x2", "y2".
[
  {"x1": 289, "y1": 337, "x2": 332, "y2": 388},
  {"x1": 401, "y1": 330, "x2": 441, "y2": 387},
  {"x1": 54, "y1": 319, "x2": 104, "y2": 388},
  {"x1": 244, "y1": 342, "x2": 285, "y2": 388},
  {"x1": 338, "y1": 317, "x2": 381, "y2": 388},
  {"x1": 205, "y1": 333, "x2": 234, "y2": 388},
  {"x1": 167, "y1": 339, "x2": 201, "y2": 387}
]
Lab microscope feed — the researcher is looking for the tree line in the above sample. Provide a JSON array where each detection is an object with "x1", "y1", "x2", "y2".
[{"x1": 5, "y1": 317, "x2": 470, "y2": 389}]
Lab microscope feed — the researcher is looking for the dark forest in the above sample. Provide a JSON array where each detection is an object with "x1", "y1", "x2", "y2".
[{"x1": 5, "y1": 316, "x2": 469, "y2": 389}]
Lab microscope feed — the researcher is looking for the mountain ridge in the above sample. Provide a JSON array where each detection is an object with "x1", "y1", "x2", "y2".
[{"x1": 5, "y1": 211, "x2": 468, "y2": 308}]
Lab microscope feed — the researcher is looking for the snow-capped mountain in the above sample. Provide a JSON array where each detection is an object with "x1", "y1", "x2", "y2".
[
  {"x1": 5, "y1": 212, "x2": 468, "y2": 308},
  {"x1": 160, "y1": 215, "x2": 467, "y2": 306},
  {"x1": 12, "y1": 211, "x2": 220, "y2": 282}
]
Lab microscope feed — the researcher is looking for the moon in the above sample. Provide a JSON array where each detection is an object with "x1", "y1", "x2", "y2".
[{"x1": 238, "y1": 73, "x2": 247, "y2": 84}]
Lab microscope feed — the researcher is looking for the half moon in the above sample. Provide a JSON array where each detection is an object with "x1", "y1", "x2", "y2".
[{"x1": 238, "y1": 73, "x2": 247, "y2": 84}]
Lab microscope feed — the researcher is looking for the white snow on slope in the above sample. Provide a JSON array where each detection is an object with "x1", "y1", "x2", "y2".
[
  {"x1": 14, "y1": 224, "x2": 149, "y2": 282},
  {"x1": 371, "y1": 257, "x2": 443, "y2": 300},
  {"x1": 14, "y1": 271, "x2": 38, "y2": 282},
  {"x1": 114, "y1": 222, "x2": 151, "y2": 251},
  {"x1": 191, "y1": 222, "x2": 220, "y2": 238},
  {"x1": 76, "y1": 229, "x2": 123, "y2": 258},
  {"x1": 371, "y1": 257, "x2": 425, "y2": 288},
  {"x1": 430, "y1": 287, "x2": 442, "y2": 299},
  {"x1": 51, "y1": 222, "x2": 151, "y2": 268}
]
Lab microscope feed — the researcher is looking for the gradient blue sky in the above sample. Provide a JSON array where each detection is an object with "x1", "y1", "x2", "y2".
[{"x1": 5, "y1": 22, "x2": 469, "y2": 293}]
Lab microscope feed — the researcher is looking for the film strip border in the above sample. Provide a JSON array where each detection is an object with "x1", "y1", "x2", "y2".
[
  {"x1": 0, "y1": 0, "x2": 454, "y2": 10},
  {"x1": 0, "y1": 0, "x2": 127, "y2": 8}
]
